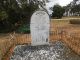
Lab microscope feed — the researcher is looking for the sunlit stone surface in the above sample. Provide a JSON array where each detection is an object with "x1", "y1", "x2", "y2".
[
  {"x1": 30, "y1": 10, "x2": 50, "y2": 46},
  {"x1": 10, "y1": 41, "x2": 80, "y2": 60}
]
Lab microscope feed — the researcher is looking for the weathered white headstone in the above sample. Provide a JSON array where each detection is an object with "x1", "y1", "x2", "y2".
[{"x1": 30, "y1": 10, "x2": 50, "y2": 46}]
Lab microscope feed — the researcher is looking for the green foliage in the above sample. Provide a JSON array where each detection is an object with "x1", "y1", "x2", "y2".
[
  {"x1": 17, "y1": 24, "x2": 30, "y2": 34},
  {"x1": 0, "y1": 11, "x2": 8, "y2": 20},
  {"x1": 0, "y1": 0, "x2": 38, "y2": 33},
  {"x1": 52, "y1": 5, "x2": 65, "y2": 18},
  {"x1": 20, "y1": 0, "x2": 38, "y2": 21},
  {"x1": 70, "y1": 19, "x2": 80, "y2": 24},
  {"x1": 65, "y1": 0, "x2": 80, "y2": 16},
  {"x1": 71, "y1": 4, "x2": 80, "y2": 15}
]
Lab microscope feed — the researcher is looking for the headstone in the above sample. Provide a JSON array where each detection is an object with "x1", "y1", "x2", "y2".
[{"x1": 30, "y1": 10, "x2": 50, "y2": 46}]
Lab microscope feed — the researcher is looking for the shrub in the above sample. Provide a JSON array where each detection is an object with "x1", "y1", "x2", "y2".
[
  {"x1": 52, "y1": 5, "x2": 65, "y2": 19},
  {"x1": 70, "y1": 19, "x2": 80, "y2": 24},
  {"x1": 0, "y1": 11, "x2": 8, "y2": 20},
  {"x1": 16, "y1": 24, "x2": 30, "y2": 34}
]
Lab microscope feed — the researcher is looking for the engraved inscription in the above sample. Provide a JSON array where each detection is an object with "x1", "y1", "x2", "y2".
[{"x1": 30, "y1": 10, "x2": 50, "y2": 46}]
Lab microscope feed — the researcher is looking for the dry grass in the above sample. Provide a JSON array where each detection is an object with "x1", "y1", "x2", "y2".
[
  {"x1": 62, "y1": 16, "x2": 80, "y2": 19},
  {"x1": 0, "y1": 18, "x2": 80, "y2": 60},
  {"x1": 50, "y1": 19, "x2": 80, "y2": 55}
]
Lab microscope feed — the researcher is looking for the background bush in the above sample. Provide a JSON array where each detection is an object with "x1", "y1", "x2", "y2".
[
  {"x1": 70, "y1": 19, "x2": 80, "y2": 24},
  {"x1": 52, "y1": 5, "x2": 65, "y2": 19},
  {"x1": 16, "y1": 24, "x2": 30, "y2": 34},
  {"x1": 0, "y1": 0, "x2": 38, "y2": 33}
]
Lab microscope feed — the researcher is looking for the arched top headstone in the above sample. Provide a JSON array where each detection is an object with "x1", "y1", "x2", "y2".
[
  {"x1": 30, "y1": 10, "x2": 50, "y2": 46},
  {"x1": 31, "y1": 10, "x2": 49, "y2": 24}
]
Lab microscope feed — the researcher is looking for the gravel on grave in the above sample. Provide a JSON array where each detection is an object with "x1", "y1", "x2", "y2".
[{"x1": 10, "y1": 41, "x2": 80, "y2": 60}]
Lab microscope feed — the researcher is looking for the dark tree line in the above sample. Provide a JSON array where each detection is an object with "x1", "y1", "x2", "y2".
[
  {"x1": 0, "y1": 0, "x2": 50, "y2": 33},
  {"x1": 0, "y1": 0, "x2": 39, "y2": 33},
  {"x1": 52, "y1": 5, "x2": 65, "y2": 18},
  {"x1": 51, "y1": 0, "x2": 80, "y2": 18},
  {"x1": 0, "y1": 0, "x2": 80, "y2": 32},
  {"x1": 64, "y1": 0, "x2": 80, "y2": 16}
]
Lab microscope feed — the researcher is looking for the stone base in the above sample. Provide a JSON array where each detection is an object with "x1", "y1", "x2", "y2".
[
  {"x1": 10, "y1": 41, "x2": 80, "y2": 60},
  {"x1": 31, "y1": 42, "x2": 49, "y2": 46}
]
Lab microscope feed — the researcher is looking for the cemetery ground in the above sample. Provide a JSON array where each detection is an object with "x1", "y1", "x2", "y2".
[{"x1": 0, "y1": 17, "x2": 80, "y2": 60}]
